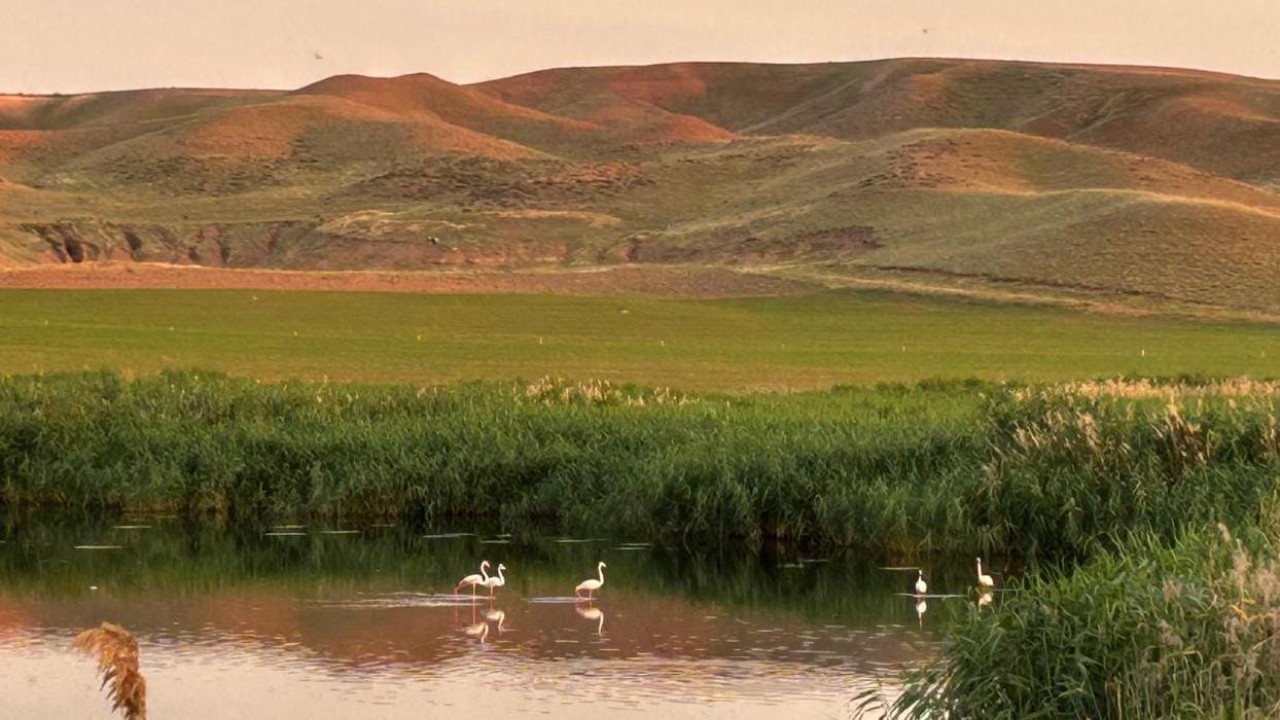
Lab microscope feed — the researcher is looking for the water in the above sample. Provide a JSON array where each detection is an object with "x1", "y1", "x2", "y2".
[{"x1": 0, "y1": 519, "x2": 976, "y2": 719}]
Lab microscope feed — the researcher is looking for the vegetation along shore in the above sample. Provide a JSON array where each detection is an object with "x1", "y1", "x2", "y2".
[{"x1": 1, "y1": 371, "x2": 1275, "y2": 561}]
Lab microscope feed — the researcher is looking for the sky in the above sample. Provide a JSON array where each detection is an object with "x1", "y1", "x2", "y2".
[{"x1": 3, "y1": 0, "x2": 1278, "y2": 93}]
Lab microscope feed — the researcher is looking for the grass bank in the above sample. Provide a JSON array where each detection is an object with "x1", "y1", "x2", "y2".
[{"x1": 1, "y1": 372, "x2": 1276, "y2": 559}]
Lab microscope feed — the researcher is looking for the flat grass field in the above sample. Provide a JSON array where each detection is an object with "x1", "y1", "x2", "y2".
[{"x1": 0, "y1": 288, "x2": 1276, "y2": 389}]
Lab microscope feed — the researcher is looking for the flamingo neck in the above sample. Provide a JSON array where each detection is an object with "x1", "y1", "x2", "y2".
[
  {"x1": 481, "y1": 563, "x2": 490, "y2": 581},
  {"x1": 496, "y1": 566, "x2": 505, "y2": 582},
  {"x1": 597, "y1": 564, "x2": 606, "y2": 584}
]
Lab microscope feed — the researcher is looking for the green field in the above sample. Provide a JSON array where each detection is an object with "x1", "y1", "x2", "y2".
[{"x1": 0, "y1": 289, "x2": 1276, "y2": 389}]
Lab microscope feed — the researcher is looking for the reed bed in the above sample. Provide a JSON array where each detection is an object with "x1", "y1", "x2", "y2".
[
  {"x1": 881, "y1": 524, "x2": 1280, "y2": 720},
  {"x1": 0, "y1": 371, "x2": 1276, "y2": 559}
]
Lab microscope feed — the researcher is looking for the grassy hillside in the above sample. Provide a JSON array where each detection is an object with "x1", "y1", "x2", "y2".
[{"x1": 2, "y1": 59, "x2": 1279, "y2": 314}]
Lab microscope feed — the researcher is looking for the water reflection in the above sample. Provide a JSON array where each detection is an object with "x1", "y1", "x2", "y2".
[
  {"x1": 484, "y1": 608, "x2": 507, "y2": 632},
  {"x1": 463, "y1": 617, "x2": 490, "y2": 644},
  {"x1": 0, "y1": 516, "x2": 971, "y2": 719},
  {"x1": 575, "y1": 605, "x2": 605, "y2": 636}
]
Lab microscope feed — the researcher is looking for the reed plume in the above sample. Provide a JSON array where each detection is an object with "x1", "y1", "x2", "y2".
[{"x1": 73, "y1": 622, "x2": 147, "y2": 720}]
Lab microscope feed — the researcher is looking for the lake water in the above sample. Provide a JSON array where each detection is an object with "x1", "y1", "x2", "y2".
[{"x1": 0, "y1": 519, "x2": 976, "y2": 719}]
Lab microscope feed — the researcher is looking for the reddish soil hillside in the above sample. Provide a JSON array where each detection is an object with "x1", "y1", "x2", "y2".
[
  {"x1": 478, "y1": 59, "x2": 1280, "y2": 184},
  {"x1": 294, "y1": 73, "x2": 600, "y2": 153}
]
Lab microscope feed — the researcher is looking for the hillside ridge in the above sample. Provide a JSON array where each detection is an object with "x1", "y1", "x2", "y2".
[{"x1": 3, "y1": 58, "x2": 1279, "y2": 315}]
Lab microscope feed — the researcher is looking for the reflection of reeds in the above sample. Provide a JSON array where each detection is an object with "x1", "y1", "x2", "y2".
[{"x1": 73, "y1": 622, "x2": 147, "y2": 720}]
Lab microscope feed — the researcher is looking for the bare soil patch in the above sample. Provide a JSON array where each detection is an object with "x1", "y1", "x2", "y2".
[{"x1": 0, "y1": 262, "x2": 818, "y2": 298}]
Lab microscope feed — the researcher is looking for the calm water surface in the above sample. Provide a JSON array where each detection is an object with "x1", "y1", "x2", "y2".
[{"x1": 0, "y1": 519, "x2": 975, "y2": 719}]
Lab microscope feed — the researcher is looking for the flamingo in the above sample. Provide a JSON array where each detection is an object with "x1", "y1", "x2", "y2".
[
  {"x1": 915, "y1": 598, "x2": 927, "y2": 630},
  {"x1": 976, "y1": 557, "x2": 995, "y2": 590},
  {"x1": 575, "y1": 561, "x2": 607, "y2": 599},
  {"x1": 455, "y1": 560, "x2": 490, "y2": 597},
  {"x1": 914, "y1": 569, "x2": 927, "y2": 596},
  {"x1": 482, "y1": 563, "x2": 507, "y2": 597}
]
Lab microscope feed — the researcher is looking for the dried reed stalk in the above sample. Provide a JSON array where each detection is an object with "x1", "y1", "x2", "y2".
[{"x1": 73, "y1": 622, "x2": 148, "y2": 720}]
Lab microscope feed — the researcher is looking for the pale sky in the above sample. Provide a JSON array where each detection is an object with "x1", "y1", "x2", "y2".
[{"x1": 3, "y1": 0, "x2": 1278, "y2": 93}]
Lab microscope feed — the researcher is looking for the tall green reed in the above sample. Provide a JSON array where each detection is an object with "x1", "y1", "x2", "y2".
[
  {"x1": 879, "y1": 523, "x2": 1280, "y2": 720},
  {"x1": 1, "y1": 371, "x2": 1276, "y2": 559}
]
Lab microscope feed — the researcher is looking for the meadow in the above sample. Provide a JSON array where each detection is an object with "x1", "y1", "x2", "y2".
[{"x1": 0, "y1": 288, "x2": 1277, "y2": 388}]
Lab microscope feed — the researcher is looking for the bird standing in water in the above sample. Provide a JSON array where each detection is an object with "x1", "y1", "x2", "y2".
[
  {"x1": 483, "y1": 563, "x2": 507, "y2": 597},
  {"x1": 575, "y1": 561, "x2": 607, "y2": 600},
  {"x1": 914, "y1": 569, "x2": 927, "y2": 596},
  {"x1": 455, "y1": 560, "x2": 490, "y2": 597}
]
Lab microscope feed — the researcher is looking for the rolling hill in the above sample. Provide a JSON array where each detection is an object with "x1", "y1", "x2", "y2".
[{"x1": 2, "y1": 58, "x2": 1278, "y2": 314}]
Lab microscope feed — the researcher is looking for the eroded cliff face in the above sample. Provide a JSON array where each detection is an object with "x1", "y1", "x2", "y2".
[
  {"x1": 2, "y1": 219, "x2": 883, "y2": 271},
  {"x1": 9, "y1": 221, "x2": 304, "y2": 266},
  {"x1": 0, "y1": 220, "x2": 578, "y2": 270}
]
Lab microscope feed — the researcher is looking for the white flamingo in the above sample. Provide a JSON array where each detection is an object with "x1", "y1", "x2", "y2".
[
  {"x1": 575, "y1": 561, "x2": 607, "y2": 600},
  {"x1": 455, "y1": 560, "x2": 490, "y2": 597},
  {"x1": 482, "y1": 563, "x2": 507, "y2": 597},
  {"x1": 914, "y1": 569, "x2": 927, "y2": 596},
  {"x1": 976, "y1": 557, "x2": 995, "y2": 590}
]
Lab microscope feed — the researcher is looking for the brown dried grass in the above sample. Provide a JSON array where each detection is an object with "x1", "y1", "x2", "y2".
[{"x1": 73, "y1": 622, "x2": 147, "y2": 720}]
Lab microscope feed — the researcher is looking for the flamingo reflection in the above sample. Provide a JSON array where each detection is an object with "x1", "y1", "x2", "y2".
[
  {"x1": 575, "y1": 605, "x2": 605, "y2": 636},
  {"x1": 463, "y1": 618, "x2": 490, "y2": 643},
  {"x1": 484, "y1": 608, "x2": 506, "y2": 633}
]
